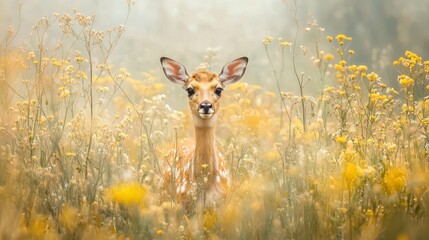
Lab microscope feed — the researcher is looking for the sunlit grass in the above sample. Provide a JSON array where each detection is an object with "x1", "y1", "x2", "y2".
[{"x1": 0, "y1": 3, "x2": 429, "y2": 240}]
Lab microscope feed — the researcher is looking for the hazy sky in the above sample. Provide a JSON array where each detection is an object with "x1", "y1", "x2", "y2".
[{"x1": 2, "y1": 0, "x2": 429, "y2": 99}]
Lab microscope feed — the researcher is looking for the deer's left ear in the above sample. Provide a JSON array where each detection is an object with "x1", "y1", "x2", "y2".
[{"x1": 219, "y1": 57, "x2": 248, "y2": 86}]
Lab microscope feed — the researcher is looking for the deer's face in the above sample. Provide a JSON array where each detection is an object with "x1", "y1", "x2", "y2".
[
  {"x1": 185, "y1": 71, "x2": 223, "y2": 120},
  {"x1": 161, "y1": 57, "x2": 248, "y2": 121}
]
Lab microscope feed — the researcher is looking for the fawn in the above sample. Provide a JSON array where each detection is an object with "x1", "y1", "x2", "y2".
[{"x1": 160, "y1": 56, "x2": 248, "y2": 209}]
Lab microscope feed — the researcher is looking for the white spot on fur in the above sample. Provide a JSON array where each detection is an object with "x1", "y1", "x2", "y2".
[
  {"x1": 192, "y1": 113, "x2": 217, "y2": 128},
  {"x1": 184, "y1": 162, "x2": 190, "y2": 171}
]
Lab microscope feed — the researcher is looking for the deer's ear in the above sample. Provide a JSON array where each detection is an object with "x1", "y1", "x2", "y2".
[
  {"x1": 160, "y1": 57, "x2": 189, "y2": 87},
  {"x1": 219, "y1": 57, "x2": 248, "y2": 86}
]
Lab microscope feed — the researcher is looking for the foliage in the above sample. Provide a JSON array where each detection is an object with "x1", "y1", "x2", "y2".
[{"x1": 0, "y1": 2, "x2": 428, "y2": 240}]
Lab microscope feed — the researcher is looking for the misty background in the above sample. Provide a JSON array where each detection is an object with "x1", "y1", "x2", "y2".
[{"x1": 1, "y1": 0, "x2": 429, "y2": 108}]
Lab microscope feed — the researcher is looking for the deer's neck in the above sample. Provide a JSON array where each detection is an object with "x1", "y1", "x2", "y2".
[{"x1": 193, "y1": 123, "x2": 217, "y2": 179}]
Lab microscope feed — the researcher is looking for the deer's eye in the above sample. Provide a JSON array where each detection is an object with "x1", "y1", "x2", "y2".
[
  {"x1": 215, "y1": 87, "x2": 223, "y2": 96},
  {"x1": 186, "y1": 88, "x2": 195, "y2": 97}
]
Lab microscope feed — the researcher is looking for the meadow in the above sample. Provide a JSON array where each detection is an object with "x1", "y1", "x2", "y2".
[{"x1": 0, "y1": 1, "x2": 429, "y2": 239}]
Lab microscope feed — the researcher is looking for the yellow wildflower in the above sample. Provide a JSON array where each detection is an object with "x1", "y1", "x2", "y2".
[
  {"x1": 65, "y1": 152, "x2": 76, "y2": 157},
  {"x1": 343, "y1": 162, "x2": 362, "y2": 188},
  {"x1": 28, "y1": 51, "x2": 35, "y2": 59},
  {"x1": 117, "y1": 132, "x2": 127, "y2": 141},
  {"x1": 335, "y1": 34, "x2": 352, "y2": 45},
  {"x1": 384, "y1": 167, "x2": 407, "y2": 194},
  {"x1": 323, "y1": 53, "x2": 334, "y2": 61},
  {"x1": 75, "y1": 70, "x2": 88, "y2": 80},
  {"x1": 327, "y1": 36, "x2": 333, "y2": 42},
  {"x1": 279, "y1": 41, "x2": 292, "y2": 48},
  {"x1": 335, "y1": 64, "x2": 344, "y2": 71},
  {"x1": 106, "y1": 183, "x2": 148, "y2": 205},
  {"x1": 75, "y1": 56, "x2": 85, "y2": 62},
  {"x1": 65, "y1": 65, "x2": 73, "y2": 72},
  {"x1": 366, "y1": 72, "x2": 379, "y2": 82},
  {"x1": 370, "y1": 93, "x2": 387, "y2": 103},
  {"x1": 357, "y1": 65, "x2": 368, "y2": 71},
  {"x1": 348, "y1": 49, "x2": 355, "y2": 55},
  {"x1": 262, "y1": 36, "x2": 274, "y2": 46},
  {"x1": 398, "y1": 75, "x2": 414, "y2": 87},
  {"x1": 336, "y1": 34, "x2": 347, "y2": 42},
  {"x1": 348, "y1": 65, "x2": 357, "y2": 72},
  {"x1": 335, "y1": 136, "x2": 347, "y2": 144},
  {"x1": 52, "y1": 59, "x2": 62, "y2": 67},
  {"x1": 324, "y1": 86, "x2": 334, "y2": 92},
  {"x1": 119, "y1": 68, "x2": 131, "y2": 77},
  {"x1": 396, "y1": 50, "x2": 422, "y2": 71},
  {"x1": 58, "y1": 88, "x2": 70, "y2": 99}
]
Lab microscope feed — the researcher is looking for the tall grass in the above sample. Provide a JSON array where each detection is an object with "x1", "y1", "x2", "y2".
[{"x1": 0, "y1": 2, "x2": 428, "y2": 240}]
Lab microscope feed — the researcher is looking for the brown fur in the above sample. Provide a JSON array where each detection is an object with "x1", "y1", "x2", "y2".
[
  {"x1": 163, "y1": 70, "x2": 229, "y2": 207},
  {"x1": 160, "y1": 57, "x2": 247, "y2": 209}
]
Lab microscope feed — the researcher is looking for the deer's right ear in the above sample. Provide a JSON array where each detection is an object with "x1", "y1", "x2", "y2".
[{"x1": 160, "y1": 57, "x2": 189, "y2": 87}]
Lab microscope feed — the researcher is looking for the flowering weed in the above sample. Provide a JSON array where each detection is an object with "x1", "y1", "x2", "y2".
[{"x1": 0, "y1": 2, "x2": 428, "y2": 240}]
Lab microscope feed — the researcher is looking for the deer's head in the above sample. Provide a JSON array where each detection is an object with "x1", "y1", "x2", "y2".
[{"x1": 161, "y1": 57, "x2": 248, "y2": 125}]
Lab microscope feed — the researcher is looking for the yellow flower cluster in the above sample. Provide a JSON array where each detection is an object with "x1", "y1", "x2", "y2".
[
  {"x1": 335, "y1": 136, "x2": 347, "y2": 144},
  {"x1": 4, "y1": 9, "x2": 429, "y2": 238},
  {"x1": 357, "y1": 65, "x2": 367, "y2": 71},
  {"x1": 384, "y1": 167, "x2": 407, "y2": 194},
  {"x1": 262, "y1": 35, "x2": 274, "y2": 46},
  {"x1": 398, "y1": 74, "x2": 414, "y2": 88},
  {"x1": 393, "y1": 50, "x2": 424, "y2": 73},
  {"x1": 343, "y1": 162, "x2": 362, "y2": 188},
  {"x1": 279, "y1": 41, "x2": 292, "y2": 48},
  {"x1": 369, "y1": 91, "x2": 387, "y2": 104},
  {"x1": 323, "y1": 53, "x2": 334, "y2": 61},
  {"x1": 57, "y1": 86, "x2": 70, "y2": 99},
  {"x1": 263, "y1": 36, "x2": 292, "y2": 49},
  {"x1": 330, "y1": 34, "x2": 352, "y2": 45},
  {"x1": 106, "y1": 183, "x2": 148, "y2": 206},
  {"x1": 366, "y1": 72, "x2": 379, "y2": 82}
]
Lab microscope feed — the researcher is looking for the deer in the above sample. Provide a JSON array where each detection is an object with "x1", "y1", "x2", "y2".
[{"x1": 160, "y1": 56, "x2": 248, "y2": 210}]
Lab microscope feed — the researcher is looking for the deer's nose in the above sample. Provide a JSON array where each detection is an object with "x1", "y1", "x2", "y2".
[{"x1": 199, "y1": 101, "x2": 213, "y2": 114}]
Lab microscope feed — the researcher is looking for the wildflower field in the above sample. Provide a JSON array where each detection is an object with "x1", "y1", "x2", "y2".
[{"x1": 1, "y1": 1, "x2": 429, "y2": 239}]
